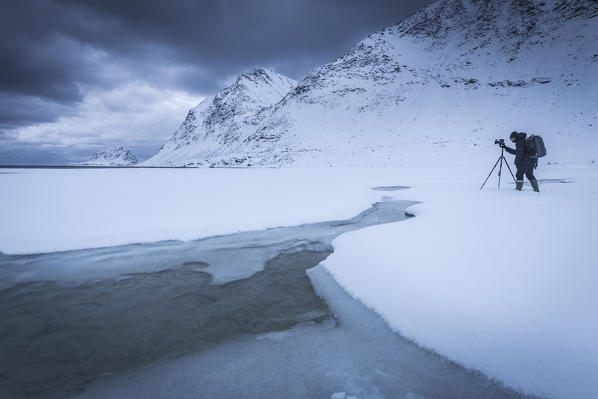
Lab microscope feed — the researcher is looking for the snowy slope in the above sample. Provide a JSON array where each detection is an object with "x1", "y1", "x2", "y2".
[
  {"x1": 72, "y1": 146, "x2": 138, "y2": 166},
  {"x1": 141, "y1": 69, "x2": 297, "y2": 167},
  {"x1": 146, "y1": 0, "x2": 598, "y2": 168}
]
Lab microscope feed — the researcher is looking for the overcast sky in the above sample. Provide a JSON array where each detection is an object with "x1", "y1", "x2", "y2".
[{"x1": 1, "y1": 0, "x2": 432, "y2": 165}]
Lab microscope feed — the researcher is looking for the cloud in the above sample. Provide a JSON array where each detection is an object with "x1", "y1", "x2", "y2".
[
  {"x1": 3, "y1": 0, "x2": 431, "y2": 95},
  {"x1": 57, "y1": 0, "x2": 430, "y2": 83},
  {"x1": 5, "y1": 83, "x2": 201, "y2": 164},
  {"x1": 0, "y1": 94, "x2": 78, "y2": 130},
  {"x1": 0, "y1": 0, "x2": 433, "y2": 164}
]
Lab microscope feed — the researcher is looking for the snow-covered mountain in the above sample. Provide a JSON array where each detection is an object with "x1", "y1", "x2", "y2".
[
  {"x1": 142, "y1": 69, "x2": 297, "y2": 167},
  {"x1": 146, "y1": 0, "x2": 598, "y2": 167},
  {"x1": 73, "y1": 146, "x2": 138, "y2": 166}
]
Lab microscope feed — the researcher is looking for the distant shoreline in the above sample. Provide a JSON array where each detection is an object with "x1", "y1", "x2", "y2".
[
  {"x1": 0, "y1": 165, "x2": 278, "y2": 169},
  {"x1": 0, "y1": 165, "x2": 182, "y2": 169}
]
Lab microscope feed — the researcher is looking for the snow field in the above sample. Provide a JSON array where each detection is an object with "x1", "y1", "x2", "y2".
[
  {"x1": 1, "y1": 163, "x2": 596, "y2": 399},
  {"x1": 322, "y1": 163, "x2": 598, "y2": 399},
  {"x1": 0, "y1": 167, "x2": 402, "y2": 254}
]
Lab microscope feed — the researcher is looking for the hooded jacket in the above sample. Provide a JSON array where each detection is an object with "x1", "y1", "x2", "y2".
[{"x1": 504, "y1": 132, "x2": 528, "y2": 167}]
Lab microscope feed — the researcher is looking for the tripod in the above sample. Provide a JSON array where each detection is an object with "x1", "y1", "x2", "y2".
[{"x1": 480, "y1": 147, "x2": 516, "y2": 190}]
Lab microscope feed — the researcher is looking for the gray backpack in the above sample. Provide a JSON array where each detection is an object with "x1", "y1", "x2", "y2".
[{"x1": 525, "y1": 134, "x2": 546, "y2": 158}]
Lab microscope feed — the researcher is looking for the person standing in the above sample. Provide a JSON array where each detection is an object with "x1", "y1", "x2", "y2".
[{"x1": 501, "y1": 131, "x2": 540, "y2": 192}]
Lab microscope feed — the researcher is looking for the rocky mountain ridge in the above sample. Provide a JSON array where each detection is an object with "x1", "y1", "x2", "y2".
[
  {"x1": 144, "y1": 0, "x2": 598, "y2": 167},
  {"x1": 142, "y1": 68, "x2": 296, "y2": 166}
]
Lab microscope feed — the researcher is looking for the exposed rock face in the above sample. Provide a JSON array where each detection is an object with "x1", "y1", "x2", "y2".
[
  {"x1": 142, "y1": 68, "x2": 297, "y2": 167},
  {"x1": 74, "y1": 146, "x2": 138, "y2": 166},
  {"x1": 146, "y1": 0, "x2": 598, "y2": 167}
]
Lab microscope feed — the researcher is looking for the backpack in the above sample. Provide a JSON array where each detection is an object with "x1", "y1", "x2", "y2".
[{"x1": 525, "y1": 134, "x2": 546, "y2": 158}]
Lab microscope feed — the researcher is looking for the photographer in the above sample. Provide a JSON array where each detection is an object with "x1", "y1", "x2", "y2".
[{"x1": 500, "y1": 131, "x2": 540, "y2": 192}]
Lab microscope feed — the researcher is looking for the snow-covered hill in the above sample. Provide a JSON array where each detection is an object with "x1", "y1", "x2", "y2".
[
  {"x1": 146, "y1": 0, "x2": 598, "y2": 167},
  {"x1": 142, "y1": 69, "x2": 297, "y2": 167},
  {"x1": 73, "y1": 146, "x2": 138, "y2": 166}
]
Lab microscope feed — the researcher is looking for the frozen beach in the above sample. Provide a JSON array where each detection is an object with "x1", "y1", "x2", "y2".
[{"x1": 1, "y1": 165, "x2": 597, "y2": 399}]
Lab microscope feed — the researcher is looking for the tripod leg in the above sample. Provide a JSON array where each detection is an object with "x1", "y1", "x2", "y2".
[
  {"x1": 480, "y1": 157, "x2": 502, "y2": 190},
  {"x1": 502, "y1": 156, "x2": 516, "y2": 183},
  {"x1": 498, "y1": 156, "x2": 503, "y2": 189}
]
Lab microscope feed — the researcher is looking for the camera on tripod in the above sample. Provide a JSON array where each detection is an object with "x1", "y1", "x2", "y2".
[{"x1": 481, "y1": 138, "x2": 515, "y2": 190}]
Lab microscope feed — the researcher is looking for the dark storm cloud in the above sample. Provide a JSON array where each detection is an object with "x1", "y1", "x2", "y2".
[
  {"x1": 1, "y1": 0, "x2": 433, "y2": 164},
  {"x1": 0, "y1": 93, "x2": 77, "y2": 129},
  {"x1": 2, "y1": 0, "x2": 430, "y2": 98},
  {"x1": 2, "y1": 1, "x2": 91, "y2": 103},
  {"x1": 62, "y1": 0, "x2": 434, "y2": 88}
]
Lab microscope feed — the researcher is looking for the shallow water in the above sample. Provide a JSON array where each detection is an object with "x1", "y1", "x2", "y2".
[
  {"x1": 0, "y1": 199, "x2": 415, "y2": 290},
  {"x1": 0, "y1": 198, "x2": 535, "y2": 399},
  {"x1": 73, "y1": 266, "x2": 536, "y2": 399},
  {"x1": 0, "y1": 199, "x2": 413, "y2": 398}
]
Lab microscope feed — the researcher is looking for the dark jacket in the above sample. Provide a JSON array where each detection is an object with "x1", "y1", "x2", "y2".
[{"x1": 504, "y1": 132, "x2": 528, "y2": 168}]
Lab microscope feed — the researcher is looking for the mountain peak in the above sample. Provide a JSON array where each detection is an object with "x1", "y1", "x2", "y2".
[
  {"x1": 72, "y1": 146, "x2": 138, "y2": 166},
  {"x1": 236, "y1": 68, "x2": 277, "y2": 84},
  {"x1": 224, "y1": 68, "x2": 297, "y2": 103},
  {"x1": 141, "y1": 68, "x2": 297, "y2": 167}
]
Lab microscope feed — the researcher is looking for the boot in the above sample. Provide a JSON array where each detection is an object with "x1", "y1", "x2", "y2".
[
  {"x1": 530, "y1": 179, "x2": 540, "y2": 193},
  {"x1": 516, "y1": 180, "x2": 524, "y2": 191}
]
